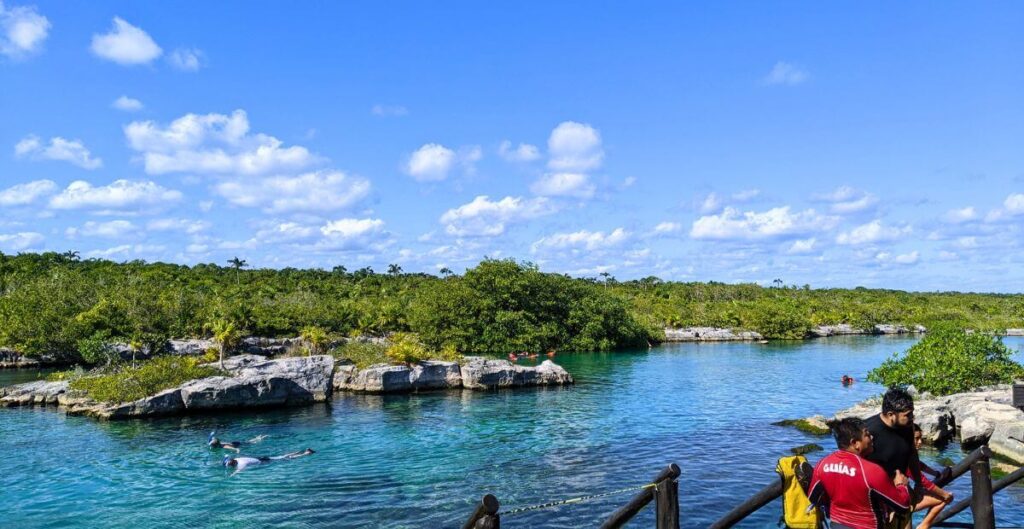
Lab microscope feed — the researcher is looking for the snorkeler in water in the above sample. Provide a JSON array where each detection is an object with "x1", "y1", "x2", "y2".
[
  {"x1": 208, "y1": 431, "x2": 269, "y2": 452},
  {"x1": 223, "y1": 448, "x2": 316, "y2": 476}
]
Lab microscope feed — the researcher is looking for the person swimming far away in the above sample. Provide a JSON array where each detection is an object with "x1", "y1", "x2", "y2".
[
  {"x1": 208, "y1": 431, "x2": 269, "y2": 452},
  {"x1": 841, "y1": 375, "x2": 855, "y2": 386},
  {"x1": 223, "y1": 449, "x2": 316, "y2": 477}
]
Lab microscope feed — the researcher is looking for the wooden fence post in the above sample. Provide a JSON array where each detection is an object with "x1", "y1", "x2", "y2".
[
  {"x1": 970, "y1": 455, "x2": 995, "y2": 529},
  {"x1": 463, "y1": 494, "x2": 500, "y2": 529},
  {"x1": 655, "y1": 475, "x2": 680, "y2": 529}
]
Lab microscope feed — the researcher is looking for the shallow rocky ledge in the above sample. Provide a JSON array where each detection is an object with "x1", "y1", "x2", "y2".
[
  {"x1": 796, "y1": 385, "x2": 1024, "y2": 464},
  {"x1": 662, "y1": 323, "x2": 928, "y2": 342},
  {"x1": 0, "y1": 355, "x2": 574, "y2": 419},
  {"x1": 333, "y1": 356, "x2": 573, "y2": 393}
]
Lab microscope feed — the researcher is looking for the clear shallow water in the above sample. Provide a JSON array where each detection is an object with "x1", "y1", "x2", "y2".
[{"x1": 2, "y1": 336, "x2": 1024, "y2": 528}]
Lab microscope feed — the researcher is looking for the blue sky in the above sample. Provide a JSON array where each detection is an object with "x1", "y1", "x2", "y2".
[{"x1": 2, "y1": 2, "x2": 1023, "y2": 291}]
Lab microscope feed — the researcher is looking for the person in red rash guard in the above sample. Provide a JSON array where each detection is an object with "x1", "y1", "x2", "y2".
[{"x1": 808, "y1": 417, "x2": 910, "y2": 529}]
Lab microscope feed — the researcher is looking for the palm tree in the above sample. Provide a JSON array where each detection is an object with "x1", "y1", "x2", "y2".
[
  {"x1": 227, "y1": 257, "x2": 248, "y2": 285},
  {"x1": 439, "y1": 267, "x2": 453, "y2": 278},
  {"x1": 300, "y1": 326, "x2": 329, "y2": 356},
  {"x1": 600, "y1": 271, "x2": 611, "y2": 288},
  {"x1": 209, "y1": 319, "x2": 242, "y2": 369},
  {"x1": 773, "y1": 278, "x2": 784, "y2": 288},
  {"x1": 387, "y1": 263, "x2": 403, "y2": 276}
]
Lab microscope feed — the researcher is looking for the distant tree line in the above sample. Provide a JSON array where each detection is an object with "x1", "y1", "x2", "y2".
[{"x1": 0, "y1": 252, "x2": 1022, "y2": 363}]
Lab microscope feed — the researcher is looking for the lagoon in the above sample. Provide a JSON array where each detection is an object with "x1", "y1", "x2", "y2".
[{"x1": 3, "y1": 336, "x2": 1024, "y2": 528}]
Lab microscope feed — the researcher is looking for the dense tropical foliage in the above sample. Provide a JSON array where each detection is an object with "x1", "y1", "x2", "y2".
[
  {"x1": 868, "y1": 326, "x2": 1024, "y2": 395},
  {"x1": 1, "y1": 252, "x2": 1022, "y2": 364}
]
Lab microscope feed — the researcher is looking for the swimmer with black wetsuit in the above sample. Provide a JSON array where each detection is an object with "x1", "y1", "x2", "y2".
[
  {"x1": 208, "y1": 431, "x2": 269, "y2": 452},
  {"x1": 223, "y1": 448, "x2": 316, "y2": 476}
]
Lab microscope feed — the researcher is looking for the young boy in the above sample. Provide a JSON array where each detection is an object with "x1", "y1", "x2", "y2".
[{"x1": 911, "y1": 424, "x2": 954, "y2": 529}]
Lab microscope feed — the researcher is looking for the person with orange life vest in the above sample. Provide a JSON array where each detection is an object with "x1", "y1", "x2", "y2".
[{"x1": 808, "y1": 417, "x2": 910, "y2": 529}]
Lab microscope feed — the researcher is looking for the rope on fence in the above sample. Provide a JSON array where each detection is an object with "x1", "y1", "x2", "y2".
[{"x1": 499, "y1": 482, "x2": 662, "y2": 517}]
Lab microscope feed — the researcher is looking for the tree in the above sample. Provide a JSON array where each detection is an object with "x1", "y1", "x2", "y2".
[
  {"x1": 300, "y1": 325, "x2": 329, "y2": 356},
  {"x1": 868, "y1": 326, "x2": 1024, "y2": 395},
  {"x1": 208, "y1": 319, "x2": 242, "y2": 369},
  {"x1": 772, "y1": 278, "x2": 784, "y2": 288},
  {"x1": 439, "y1": 267, "x2": 453, "y2": 278},
  {"x1": 600, "y1": 271, "x2": 611, "y2": 288},
  {"x1": 227, "y1": 257, "x2": 248, "y2": 285},
  {"x1": 387, "y1": 263, "x2": 403, "y2": 276}
]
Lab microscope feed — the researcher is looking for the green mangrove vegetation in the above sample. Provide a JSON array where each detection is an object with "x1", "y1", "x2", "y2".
[
  {"x1": 1, "y1": 251, "x2": 1023, "y2": 364},
  {"x1": 868, "y1": 326, "x2": 1024, "y2": 395}
]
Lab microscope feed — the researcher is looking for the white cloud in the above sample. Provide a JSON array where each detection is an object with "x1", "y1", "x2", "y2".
[
  {"x1": 15, "y1": 135, "x2": 103, "y2": 169},
  {"x1": 813, "y1": 186, "x2": 877, "y2": 214},
  {"x1": 548, "y1": 121, "x2": 603, "y2": 172},
  {"x1": 459, "y1": 145, "x2": 483, "y2": 174},
  {"x1": 406, "y1": 143, "x2": 456, "y2": 181},
  {"x1": 532, "y1": 228, "x2": 629, "y2": 252},
  {"x1": 836, "y1": 220, "x2": 911, "y2": 245},
  {"x1": 691, "y1": 206, "x2": 835, "y2": 240},
  {"x1": 498, "y1": 140, "x2": 540, "y2": 162},
  {"x1": 762, "y1": 61, "x2": 808, "y2": 86},
  {"x1": 530, "y1": 172, "x2": 594, "y2": 198},
  {"x1": 654, "y1": 222, "x2": 682, "y2": 233},
  {"x1": 85, "y1": 243, "x2": 164, "y2": 259},
  {"x1": 787, "y1": 238, "x2": 817, "y2": 254},
  {"x1": 49, "y1": 179, "x2": 182, "y2": 211},
  {"x1": 0, "y1": 1, "x2": 49, "y2": 58},
  {"x1": 875, "y1": 250, "x2": 919, "y2": 265},
  {"x1": 67, "y1": 220, "x2": 137, "y2": 238},
  {"x1": 146, "y1": 218, "x2": 210, "y2": 234},
  {"x1": 371, "y1": 104, "x2": 408, "y2": 117},
  {"x1": 215, "y1": 170, "x2": 370, "y2": 213},
  {"x1": 699, "y1": 193, "x2": 723, "y2": 213},
  {"x1": 732, "y1": 189, "x2": 761, "y2": 201},
  {"x1": 440, "y1": 195, "x2": 554, "y2": 237},
  {"x1": 622, "y1": 176, "x2": 637, "y2": 188},
  {"x1": 944, "y1": 206, "x2": 977, "y2": 224},
  {"x1": 125, "y1": 109, "x2": 318, "y2": 176},
  {"x1": 314, "y1": 218, "x2": 389, "y2": 251},
  {"x1": 321, "y1": 218, "x2": 384, "y2": 238},
  {"x1": 168, "y1": 47, "x2": 203, "y2": 71},
  {"x1": 112, "y1": 95, "x2": 143, "y2": 112},
  {"x1": 0, "y1": 231, "x2": 43, "y2": 250},
  {"x1": 0, "y1": 179, "x2": 56, "y2": 206},
  {"x1": 1004, "y1": 194, "x2": 1024, "y2": 215},
  {"x1": 90, "y1": 17, "x2": 162, "y2": 65}
]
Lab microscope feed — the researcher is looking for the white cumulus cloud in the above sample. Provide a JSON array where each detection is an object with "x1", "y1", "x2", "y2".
[
  {"x1": 530, "y1": 172, "x2": 594, "y2": 199},
  {"x1": 812, "y1": 186, "x2": 877, "y2": 214},
  {"x1": 49, "y1": 179, "x2": 182, "y2": 211},
  {"x1": 67, "y1": 220, "x2": 137, "y2": 238},
  {"x1": 787, "y1": 238, "x2": 817, "y2": 254},
  {"x1": 654, "y1": 222, "x2": 682, "y2": 233},
  {"x1": 112, "y1": 95, "x2": 143, "y2": 111},
  {"x1": 875, "y1": 250, "x2": 919, "y2": 265},
  {"x1": 125, "y1": 109, "x2": 318, "y2": 176},
  {"x1": 0, "y1": 1, "x2": 49, "y2": 58},
  {"x1": 91, "y1": 17, "x2": 162, "y2": 65},
  {"x1": 168, "y1": 47, "x2": 203, "y2": 71},
  {"x1": 944, "y1": 206, "x2": 977, "y2": 224},
  {"x1": 15, "y1": 135, "x2": 102, "y2": 169},
  {"x1": 406, "y1": 143, "x2": 456, "y2": 181},
  {"x1": 762, "y1": 61, "x2": 809, "y2": 86},
  {"x1": 691, "y1": 206, "x2": 835, "y2": 240},
  {"x1": 146, "y1": 218, "x2": 210, "y2": 234},
  {"x1": 548, "y1": 121, "x2": 603, "y2": 172},
  {"x1": 498, "y1": 140, "x2": 540, "y2": 162},
  {"x1": 532, "y1": 228, "x2": 629, "y2": 252},
  {"x1": 0, "y1": 179, "x2": 56, "y2": 206},
  {"x1": 0, "y1": 231, "x2": 43, "y2": 250},
  {"x1": 216, "y1": 170, "x2": 370, "y2": 214},
  {"x1": 314, "y1": 218, "x2": 389, "y2": 251},
  {"x1": 836, "y1": 220, "x2": 911, "y2": 245},
  {"x1": 371, "y1": 104, "x2": 408, "y2": 117},
  {"x1": 440, "y1": 195, "x2": 554, "y2": 237}
]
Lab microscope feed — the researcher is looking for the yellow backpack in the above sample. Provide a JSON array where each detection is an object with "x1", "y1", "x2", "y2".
[{"x1": 776, "y1": 455, "x2": 822, "y2": 529}]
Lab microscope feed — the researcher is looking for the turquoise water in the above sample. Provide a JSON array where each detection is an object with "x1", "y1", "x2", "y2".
[{"x1": 3, "y1": 336, "x2": 1024, "y2": 528}]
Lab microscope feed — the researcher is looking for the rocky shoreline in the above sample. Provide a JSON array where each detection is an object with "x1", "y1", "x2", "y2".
[
  {"x1": 0, "y1": 355, "x2": 574, "y2": 420},
  {"x1": 661, "y1": 324, "x2": 928, "y2": 342},
  {"x1": 794, "y1": 385, "x2": 1024, "y2": 464}
]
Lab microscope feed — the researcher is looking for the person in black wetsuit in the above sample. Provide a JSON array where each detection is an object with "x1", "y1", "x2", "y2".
[{"x1": 864, "y1": 388, "x2": 950, "y2": 529}]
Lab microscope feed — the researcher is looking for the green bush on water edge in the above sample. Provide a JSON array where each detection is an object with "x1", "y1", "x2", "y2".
[{"x1": 50, "y1": 356, "x2": 222, "y2": 403}]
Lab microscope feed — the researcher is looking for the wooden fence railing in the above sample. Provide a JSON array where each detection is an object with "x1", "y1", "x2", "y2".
[{"x1": 462, "y1": 445, "x2": 1023, "y2": 528}]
